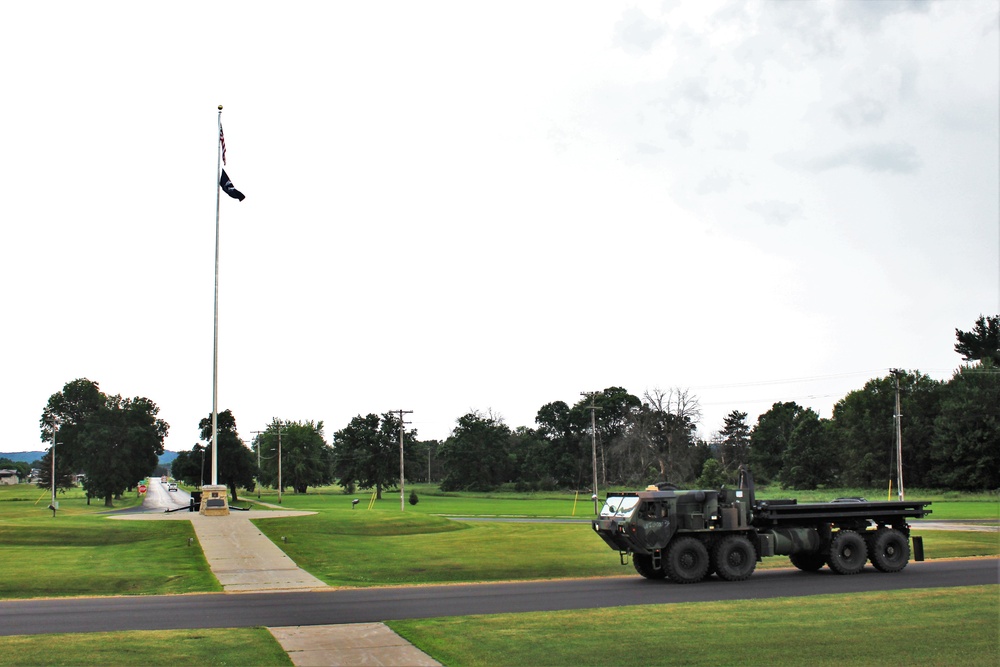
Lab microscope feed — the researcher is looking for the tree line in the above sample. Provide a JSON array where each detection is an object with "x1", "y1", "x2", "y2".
[{"x1": 39, "y1": 315, "x2": 1000, "y2": 500}]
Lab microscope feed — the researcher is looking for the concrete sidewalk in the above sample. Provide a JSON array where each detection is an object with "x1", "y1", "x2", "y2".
[
  {"x1": 269, "y1": 623, "x2": 441, "y2": 666},
  {"x1": 113, "y1": 508, "x2": 326, "y2": 592},
  {"x1": 111, "y1": 507, "x2": 440, "y2": 665}
]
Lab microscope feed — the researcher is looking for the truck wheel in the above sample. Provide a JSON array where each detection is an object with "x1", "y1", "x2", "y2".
[
  {"x1": 713, "y1": 535, "x2": 757, "y2": 581},
  {"x1": 827, "y1": 530, "x2": 867, "y2": 575},
  {"x1": 633, "y1": 553, "x2": 666, "y2": 579},
  {"x1": 664, "y1": 536, "x2": 709, "y2": 584},
  {"x1": 869, "y1": 529, "x2": 910, "y2": 573},
  {"x1": 789, "y1": 552, "x2": 826, "y2": 572}
]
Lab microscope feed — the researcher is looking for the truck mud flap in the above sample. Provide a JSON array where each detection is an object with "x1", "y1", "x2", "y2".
[{"x1": 912, "y1": 535, "x2": 924, "y2": 562}]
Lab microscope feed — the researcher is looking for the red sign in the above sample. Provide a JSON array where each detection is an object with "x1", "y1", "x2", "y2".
[{"x1": 138, "y1": 484, "x2": 147, "y2": 494}]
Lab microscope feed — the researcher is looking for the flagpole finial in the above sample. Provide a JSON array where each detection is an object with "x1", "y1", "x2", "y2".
[{"x1": 218, "y1": 105, "x2": 223, "y2": 110}]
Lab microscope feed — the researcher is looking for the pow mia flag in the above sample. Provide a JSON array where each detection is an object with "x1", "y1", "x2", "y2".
[{"x1": 219, "y1": 169, "x2": 245, "y2": 202}]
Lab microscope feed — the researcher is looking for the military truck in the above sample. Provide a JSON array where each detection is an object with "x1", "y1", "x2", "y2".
[{"x1": 592, "y1": 467, "x2": 930, "y2": 583}]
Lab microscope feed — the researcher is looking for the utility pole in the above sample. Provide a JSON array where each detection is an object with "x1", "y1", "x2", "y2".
[
  {"x1": 890, "y1": 369, "x2": 905, "y2": 501},
  {"x1": 581, "y1": 392, "x2": 602, "y2": 514},
  {"x1": 392, "y1": 410, "x2": 413, "y2": 511},
  {"x1": 49, "y1": 424, "x2": 57, "y2": 517},
  {"x1": 277, "y1": 421, "x2": 286, "y2": 505},
  {"x1": 249, "y1": 432, "x2": 264, "y2": 499}
]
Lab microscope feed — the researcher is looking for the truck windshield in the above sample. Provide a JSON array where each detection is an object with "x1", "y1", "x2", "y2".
[{"x1": 600, "y1": 496, "x2": 639, "y2": 519}]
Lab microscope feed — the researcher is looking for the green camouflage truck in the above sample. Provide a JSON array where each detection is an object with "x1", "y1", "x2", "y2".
[{"x1": 592, "y1": 467, "x2": 931, "y2": 583}]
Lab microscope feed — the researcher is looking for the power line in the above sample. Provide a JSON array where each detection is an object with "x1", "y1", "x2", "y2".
[{"x1": 688, "y1": 369, "x2": 888, "y2": 390}]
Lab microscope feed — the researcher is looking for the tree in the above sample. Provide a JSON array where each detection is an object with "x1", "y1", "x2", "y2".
[
  {"x1": 332, "y1": 413, "x2": 416, "y2": 499},
  {"x1": 954, "y1": 314, "x2": 1000, "y2": 365},
  {"x1": 256, "y1": 419, "x2": 333, "y2": 495},
  {"x1": 929, "y1": 364, "x2": 1000, "y2": 490},
  {"x1": 578, "y1": 387, "x2": 642, "y2": 487},
  {"x1": 696, "y1": 457, "x2": 727, "y2": 489},
  {"x1": 749, "y1": 402, "x2": 805, "y2": 484},
  {"x1": 777, "y1": 410, "x2": 835, "y2": 490},
  {"x1": 170, "y1": 445, "x2": 209, "y2": 488},
  {"x1": 38, "y1": 379, "x2": 168, "y2": 507},
  {"x1": 415, "y1": 438, "x2": 443, "y2": 484},
  {"x1": 534, "y1": 401, "x2": 587, "y2": 487},
  {"x1": 39, "y1": 378, "x2": 104, "y2": 465},
  {"x1": 507, "y1": 426, "x2": 553, "y2": 491},
  {"x1": 34, "y1": 449, "x2": 75, "y2": 492},
  {"x1": 718, "y1": 410, "x2": 751, "y2": 473},
  {"x1": 438, "y1": 410, "x2": 512, "y2": 491},
  {"x1": 195, "y1": 410, "x2": 257, "y2": 501},
  {"x1": 637, "y1": 388, "x2": 701, "y2": 484},
  {"x1": 829, "y1": 372, "x2": 942, "y2": 488},
  {"x1": 75, "y1": 395, "x2": 168, "y2": 505}
]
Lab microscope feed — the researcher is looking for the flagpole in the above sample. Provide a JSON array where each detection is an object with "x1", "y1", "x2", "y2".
[{"x1": 212, "y1": 104, "x2": 222, "y2": 488}]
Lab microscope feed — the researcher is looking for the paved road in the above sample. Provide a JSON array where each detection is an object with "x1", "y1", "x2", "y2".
[
  {"x1": 143, "y1": 478, "x2": 190, "y2": 511},
  {"x1": 1, "y1": 559, "x2": 995, "y2": 637}
]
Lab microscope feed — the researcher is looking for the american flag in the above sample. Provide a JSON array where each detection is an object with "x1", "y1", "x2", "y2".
[{"x1": 219, "y1": 124, "x2": 227, "y2": 165}]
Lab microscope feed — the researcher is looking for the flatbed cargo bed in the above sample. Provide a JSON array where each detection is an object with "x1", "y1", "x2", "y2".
[{"x1": 753, "y1": 499, "x2": 931, "y2": 526}]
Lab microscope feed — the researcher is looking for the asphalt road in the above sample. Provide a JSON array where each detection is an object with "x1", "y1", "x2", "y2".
[
  {"x1": 1, "y1": 559, "x2": 995, "y2": 637},
  {"x1": 143, "y1": 478, "x2": 190, "y2": 511}
]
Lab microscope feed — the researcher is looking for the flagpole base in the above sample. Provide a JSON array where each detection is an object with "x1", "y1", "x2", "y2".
[{"x1": 198, "y1": 485, "x2": 230, "y2": 516}]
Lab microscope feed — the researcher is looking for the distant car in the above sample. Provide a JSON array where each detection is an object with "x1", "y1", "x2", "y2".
[{"x1": 167, "y1": 482, "x2": 178, "y2": 492}]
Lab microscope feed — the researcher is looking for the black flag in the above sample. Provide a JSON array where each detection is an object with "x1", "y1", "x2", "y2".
[{"x1": 220, "y1": 169, "x2": 245, "y2": 202}]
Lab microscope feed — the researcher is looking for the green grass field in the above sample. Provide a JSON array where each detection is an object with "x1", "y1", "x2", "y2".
[
  {"x1": 0, "y1": 628, "x2": 291, "y2": 666},
  {"x1": 1, "y1": 483, "x2": 996, "y2": 596},
  {"x1": 0, "y1": 483, "x2": 996, "y2": 665},
  {"x1": 252, "y1": 482, "x2": 1000, "y2": 520},
  {"x1": 0, "y1": 588, "x2": 994, "y2": 666},
  {"x1": 0, "y1": 485, "x2": 220, "y2": 598},
  {"x1": 390, "y1": 585, "x2": 1000, "y2": 667}
]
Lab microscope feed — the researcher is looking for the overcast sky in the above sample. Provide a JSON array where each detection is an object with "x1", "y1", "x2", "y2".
[{"x1": 1, "y1": 1, "x2": 997, "y2": 455}]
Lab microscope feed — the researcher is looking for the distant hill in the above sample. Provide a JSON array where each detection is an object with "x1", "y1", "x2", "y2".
[
  {"x1": 0, "y1": 451, "x2": 45, "y2": 464},
  {"x1": 0, "y1": 450, "x2": 182, "y2": 465}
]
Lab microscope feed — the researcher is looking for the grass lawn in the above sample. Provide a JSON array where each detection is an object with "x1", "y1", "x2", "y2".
[
  {"x1": 258, "y1": 483, "x2": 1000, "y2": 520},
  {"x1": 0, "y1": 587, "x2": 993, "y2": 665},
  {"x1": 0, "y1": 586, "x2": 1000, "y2": 667},
  {"x1": 0, "y1": 485, "x2": 220, "y2": 599},
  {"x1": 0, "y1": 484, "x2": 996, "y2": 665},
  {"x1": 2, "y1": 483, "x2": 996, "y2": 597},
  {"x1": 390, "y1": 585, "x2": 1000, "y2": 667},
  {"x1": 0, "y1": 628, "x2": 291, "y2": 666},
  {"x1": 251, "y1": 500, "x2": 998, "y2": 588}
]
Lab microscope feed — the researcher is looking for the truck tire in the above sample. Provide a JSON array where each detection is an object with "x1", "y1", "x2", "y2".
[
  {"x1": 633, "y1": 553, "x2": 666, "y2": 579},
  {"x1": 789, "y1": 552, "x2": 826, "y2": 572},
  {"x1": 827, "y1": 530, "x2": 867, "y2": 575},
  {"x1": 713, "y1": 535, "x2": 757, "y2": 581},
  {"x1": 664, "y1": 536, "x2": 709, "y2": 584},
  {"x1": 869, "y1": 528, "x2": 910, "y2": 573}
]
